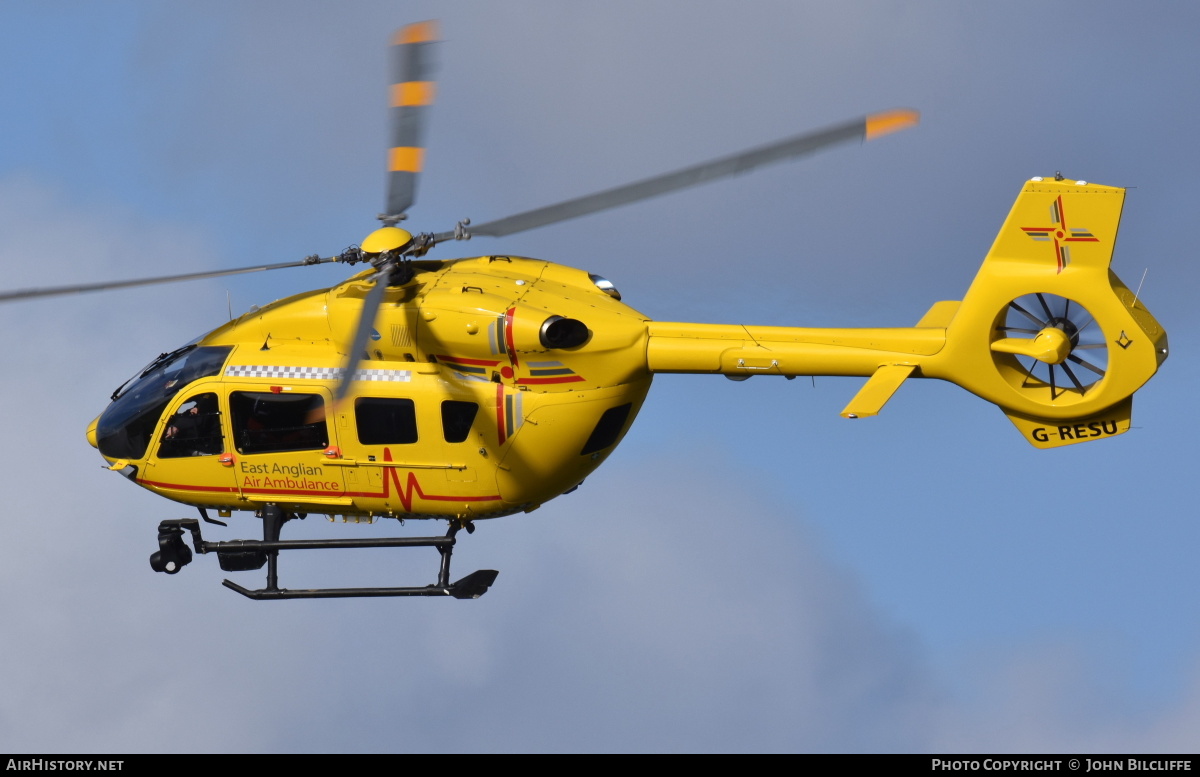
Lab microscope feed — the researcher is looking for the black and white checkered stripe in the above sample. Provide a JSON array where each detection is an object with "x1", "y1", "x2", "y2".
[{"x1": 224, "y1": 365, "x2": 412, "y2": 382}]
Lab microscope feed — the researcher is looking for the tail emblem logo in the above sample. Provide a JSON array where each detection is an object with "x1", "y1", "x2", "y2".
[{"x1": 1021, "y1": 195, "x2": 1099, "y2": 273}]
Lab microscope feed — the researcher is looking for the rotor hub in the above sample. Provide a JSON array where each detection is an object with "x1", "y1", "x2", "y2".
[
  {"x1": 361, "y1": 227, "x2": 415, "y2": 255},
  {"x1": 1047, "y1": 316, "x2": 1080, "y2": 349}
]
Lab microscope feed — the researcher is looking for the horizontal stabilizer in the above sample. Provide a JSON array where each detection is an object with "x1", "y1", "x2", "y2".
[
  {"x1": 841, "y1": 364, "x2": 915, "y2": 418},
  {"x1": 1004, "y1": 397, "x2": 1133, "y2": 449},
  {"x1": 916, "y1": 300, "x2": 959, "y2": 328}
]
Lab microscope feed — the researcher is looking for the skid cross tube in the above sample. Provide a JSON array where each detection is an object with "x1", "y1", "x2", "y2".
[
  {"x1": 153, "y1": 512, "x2": 498, "y2": 600},
  {"x1": 208, "y1": 536, "x2": 456, "y2": 550}
]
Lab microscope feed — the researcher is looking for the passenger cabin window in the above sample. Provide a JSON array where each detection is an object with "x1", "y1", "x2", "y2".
[
  {"x1": 441, "y1": 401, "x2": 479, "y2": 443},
  {"x1": 356, "y1": 398, "x2": 417, "y2": 445},
  {"x1": 158, "y1": 392, "x2": 223, "y2": 458},
  {"x1": 230, "y1": 392, "x2": 328, "y2": 454},
  {"x1": 580, "y1": 403, "x2": 633, "y2": 455}
]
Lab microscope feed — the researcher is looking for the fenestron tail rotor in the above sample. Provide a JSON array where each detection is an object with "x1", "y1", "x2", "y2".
[
  {"x1": 991, "y1": 292, "x2": 1110, "y2": 401},
  {"x1": 380, "y1": 20, "x2": 439, "y2": 227}
]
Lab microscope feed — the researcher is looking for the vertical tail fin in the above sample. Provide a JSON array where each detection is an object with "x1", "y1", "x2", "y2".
[{"x1": 928, "y1": 176, "x2": 1166, "y2": 445}]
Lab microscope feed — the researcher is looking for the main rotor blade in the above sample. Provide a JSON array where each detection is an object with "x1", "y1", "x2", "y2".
[
  {"x1": 382, "y1": 21, "x2": 439, "y2": 223},
  {"x1": 334, "y1": 269, "x2": 389, "y2": 404},
  {"x1": 437, "y1": 109, "x2": 918, "y2": 240},
  {"x1": 0, "y1": 256, "x2": 339, "y2": 304}
]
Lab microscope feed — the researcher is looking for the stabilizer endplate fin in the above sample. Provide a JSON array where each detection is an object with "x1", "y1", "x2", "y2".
[
  {"x1": 841, "y1": 364, "x2": 915, "y2": 418},
  {"x1": 1004, "y1": 396, "x2": 1133, "y2": 449}
]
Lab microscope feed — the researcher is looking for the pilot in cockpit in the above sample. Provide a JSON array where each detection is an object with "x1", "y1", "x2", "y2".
[{"x1": 160, "y1": 393, "x2": 222, "y2": 457}]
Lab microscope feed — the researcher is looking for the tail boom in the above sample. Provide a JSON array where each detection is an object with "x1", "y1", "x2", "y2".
[
  {"x1": 643, "y1": 177, "x2": 1167, "y2": 448},
  {"x1": 645, "y1": 321, "x2": 944, "y2": 378}
]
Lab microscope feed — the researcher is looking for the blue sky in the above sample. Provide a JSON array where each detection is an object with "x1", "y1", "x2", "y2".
[{"x1": 1, "y1": 1, "x2": 1198, "y2": 753}]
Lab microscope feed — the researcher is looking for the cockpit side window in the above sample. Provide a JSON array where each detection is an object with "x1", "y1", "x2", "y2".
[
  {"x1": 96, "y1": 345, "x2": 232, "y2": 460},
  {"x1": 158, "y1": 392, "x2": 224, "y2": 458},
  {"x1": 230, "y1": 392, "x2": 328, "y2": 454}
]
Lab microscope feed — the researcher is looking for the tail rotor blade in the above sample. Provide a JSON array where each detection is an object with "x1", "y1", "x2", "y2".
[
  {"x1": 381, "y1": 21, "x2": 439, "y2": 225},
  {"x1": 334, "y1": 268, "x2": 389, "y2": 403}
]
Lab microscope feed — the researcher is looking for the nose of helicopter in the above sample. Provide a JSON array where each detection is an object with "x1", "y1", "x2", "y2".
[{"x1": 86, "y1": 415, "x2": 100, "y2": 449}]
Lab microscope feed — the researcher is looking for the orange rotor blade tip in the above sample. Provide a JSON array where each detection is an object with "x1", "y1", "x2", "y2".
[
  {"x1": 865, "y1": 108, "x2": 920, "y2": 140},
  {"x1": 394, "y1": 20, "x2": 439, "y2": 45},
  {"x1": 389, "y1": 146, "x2": 425, "y2": 173}
]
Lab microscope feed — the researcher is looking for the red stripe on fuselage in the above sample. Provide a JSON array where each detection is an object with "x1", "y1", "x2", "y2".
[
  {"x1": 503, "y1": 307, "x2": 518, "y2": 368},
  {"x1": 139, "y1": 447, "x2": 501, "y2": 513},
  {"x1": 496, "y1": 382, "x2": 507, "y2": 446},
  {"x1": 139, "y1": 479, "x2": 238, "y2": 494},
  {"x1": 435, "y1": 354, "x2": 502, "y2": 366},
  {"x1": 516, "y1": 375, "x2": 586, "y2": 385}
]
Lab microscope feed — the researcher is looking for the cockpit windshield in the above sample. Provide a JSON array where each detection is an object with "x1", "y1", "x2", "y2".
[{"x1": 96, "y1": 345, "x2": 232, "y2": 460}]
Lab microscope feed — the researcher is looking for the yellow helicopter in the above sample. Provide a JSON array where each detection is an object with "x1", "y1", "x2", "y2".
[{"x1": 0, "y1": 22, "x2": 1167, "y2": 600}]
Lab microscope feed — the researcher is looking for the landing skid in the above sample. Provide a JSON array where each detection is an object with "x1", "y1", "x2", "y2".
[{"x1": 150, "y1": 506, "x2": 498, "y2": 600}]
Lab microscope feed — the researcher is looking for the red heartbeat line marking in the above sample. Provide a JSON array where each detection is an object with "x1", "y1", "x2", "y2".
[
  {"x1": 1021, "y1": 195, "x2": 1100, "y2": 273},
  {"x1": 142, "y1": 449, "x2": 501, "y2": 512},
  {"x1": 347, "y1": 448, "x2": 501, "y2": 512}
]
